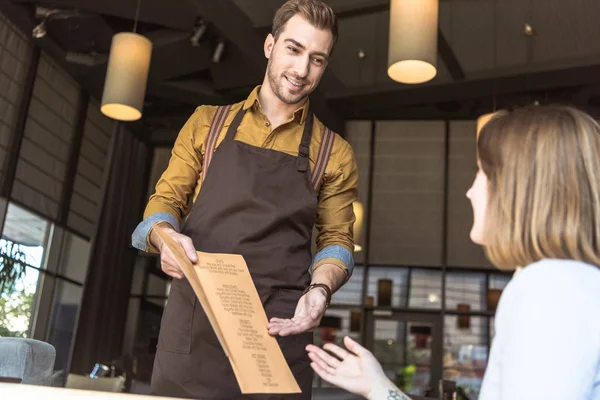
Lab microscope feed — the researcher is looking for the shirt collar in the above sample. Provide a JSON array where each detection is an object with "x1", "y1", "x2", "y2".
[{"x1": 243, "y1": 85, "x2": 310, "y2": 124}]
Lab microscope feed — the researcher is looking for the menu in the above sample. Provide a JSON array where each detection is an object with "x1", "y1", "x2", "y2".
[{"x1": 153, "y1": 225, "x2": 301, "y2": 394}]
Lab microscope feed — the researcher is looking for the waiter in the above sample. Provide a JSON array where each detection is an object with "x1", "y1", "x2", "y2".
[{"x1": 131, "y1": 0, "x2": 358, "y2": 398}]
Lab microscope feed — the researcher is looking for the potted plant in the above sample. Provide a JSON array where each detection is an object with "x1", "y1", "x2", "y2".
[{"x1": 0, "y1": 240, "x2": 28, "y2": 294}]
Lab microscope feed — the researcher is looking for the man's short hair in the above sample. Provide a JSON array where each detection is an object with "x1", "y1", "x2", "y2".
[{"x1": 272, "y1": 0, "x2": 338, "y2": 52}]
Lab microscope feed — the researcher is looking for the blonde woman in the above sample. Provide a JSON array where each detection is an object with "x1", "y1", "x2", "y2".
[{"x1": 306, "y1": 105, "x2": 600, "y2": 400}]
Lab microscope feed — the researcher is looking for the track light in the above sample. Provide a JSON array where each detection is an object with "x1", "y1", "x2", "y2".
[
  {"x1": 32, "y1": 7, "x2": 58, "y2": 38},
  {"x1": 32, "y1": 7, "x2": 83, "y2": 39},
  {"x1": 212, "y1": 39, "x2": 225, "y2": 63},
  {"x1": 190, "y1": 18, "x2": 207, "y2": 47},
  {"x1": 32, "y1": 21, "x2": 47, "y2": 38}
]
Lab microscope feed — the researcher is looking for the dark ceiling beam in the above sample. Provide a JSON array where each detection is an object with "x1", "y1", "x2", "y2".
[
  {"x1": 145, "y1": 85, "x2": 210, "y2": 106},
  {"x1": 438, "y1": 31, "x2": 465, "y2": 81},
  {"x1": 186, "y1": 0, "x2": 345, "y2": 133},
  {"x1": 330, "y1": 63, "x2": 600, "y2": 118},
  {"x1": 76, "y1": 29, "x2": 212, "y2": 81},
  {"x1": 12, "y1": 0, "x2": 196, "y2": 30},
  {"x1": 334, "y1": 1, "x2": 389, "y2": 20},
  {"x1": 145, "y1": 32, "x2": 212, "y2": 82}
]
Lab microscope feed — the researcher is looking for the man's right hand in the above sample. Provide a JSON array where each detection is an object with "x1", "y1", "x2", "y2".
[{"x1": 150, "y1": 224, "x2": 198, "y2": 279}]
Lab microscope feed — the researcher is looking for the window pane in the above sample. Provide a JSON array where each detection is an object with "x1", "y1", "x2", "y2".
[
  {"x1": 315, "y1": 308, "x2": 360, "y2": 346},
  {"x1": 331, "y1": 266, "x2": 363, "y2": 305},
  {"x1": 489, "y1": 273, "x2": 511, "y2": 290},
  {"x1": 47, "y1": 280, "x2": 82, "y2": 372},
  {"x1": 374, "y1": 319, "x2": 406, "y2": 380},
  {"x1": 57, "y1": 232, "x2": 90, "y2": 283},
  {"x1": 444, "y1": 316, "x2": 488, "y2": 399},
  {"x1": 1, "y1": 203, "x2": 49, "y2": 337},
  {"x1": 0, "y1": 265, "x2": 39, "y2": 337},
  {"x1": 445, "y1": 272, "x2": 486, "y2": 312},
  {"x1": 2, "y1": 203, "x2": 49, "y2": 265},
  {"x1": 367, "y1": 267, "x2": 409, "y2": 308},
  {"x1": 409, "y1": 269, "x2": 442, "y2": 309}
]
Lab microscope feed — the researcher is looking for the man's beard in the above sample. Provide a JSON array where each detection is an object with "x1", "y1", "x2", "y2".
[{"x1": 266, "y1": 59, "x2": 310, "y2": 105}]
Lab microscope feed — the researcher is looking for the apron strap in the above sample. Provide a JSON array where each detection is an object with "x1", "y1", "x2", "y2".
[
  {"x1": 295, "y1": 113, "x2": 313, "y2": 173},
  {"x1": 203, "y1": 105, "x2": 333, "y2": 192},
  {"x1": 311, "y1": 127, "x2": 335, "y2": 192},
  {"x1": 202, "y1": 105, "x2": 231, "y2": 182},
  {"x1": 224, "y1": 107, "x2": 247, "y2": 142}
]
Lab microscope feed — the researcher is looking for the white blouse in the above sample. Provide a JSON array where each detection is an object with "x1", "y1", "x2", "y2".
[{"x1": 479, "y1": 258, "x2": 600, "y2": 400}]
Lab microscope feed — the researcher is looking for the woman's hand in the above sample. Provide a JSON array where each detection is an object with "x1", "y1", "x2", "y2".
[{"x1": 306, "y1": 336, "x2": 411, "y2": 400}]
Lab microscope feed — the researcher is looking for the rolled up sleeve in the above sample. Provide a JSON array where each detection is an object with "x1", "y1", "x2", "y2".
[{"x1": 312, "y1": 139, "x2": 359, "y2": 276}]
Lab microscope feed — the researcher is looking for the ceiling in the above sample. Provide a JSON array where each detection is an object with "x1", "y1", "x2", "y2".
[{"x1": 3, "y1": 0, "x2": 600, "y2": 144}]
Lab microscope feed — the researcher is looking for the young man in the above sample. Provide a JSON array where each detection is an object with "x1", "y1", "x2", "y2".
[{"x1": 131, "y1": 1, "x2": 358, "y2": 398}]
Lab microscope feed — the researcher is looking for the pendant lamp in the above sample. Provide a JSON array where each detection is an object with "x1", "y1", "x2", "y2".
[
  {"x1": 101, "y1": 0, "x2": 152, "y2": 121},
  {"x1": 387, "y1": 0, "x2": 439, "y2": 84}
]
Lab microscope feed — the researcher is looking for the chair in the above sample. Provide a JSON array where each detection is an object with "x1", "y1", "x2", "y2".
[
  {"x1": 0, "y1": 337, "x2": 56, "y2": 385},
  {"x1": 65, "y1": 373, "x2": 126, "y2": 392}
]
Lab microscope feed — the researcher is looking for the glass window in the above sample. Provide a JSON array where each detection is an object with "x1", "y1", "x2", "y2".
[
  {"x1": 444, "y1": 315, "x2": 488, "y2": 399},
  {"x1": 331, "y1": 265, "x2": 363, "y2": 305},
  {"x1": 0, "y1": 202, "x2": 50, "y2": 337},
  {"x1": 445, "y1": 272, "x2": 486, "y2": 312},
  {"x1": 56, "y1": 231, "x2": 91, "y2": 283},
  {"x1": 409, "y1": 269, "x2": 442, "y2": 309},
  {"x1": 375, "y1": 319, "x2": 406, "y2": 369},
  {"x1": 489, "y1": 273, "x2": 511, "y2": 290},
  {"x1": 47, "y1": 280, "x2": 82, "y2": 372},
  {"x1": 367, "y1": 267, "x2": 409, "y2": 308},
  {"x1": 0, "y1": 264, "x2": 40, "y2": 337}
]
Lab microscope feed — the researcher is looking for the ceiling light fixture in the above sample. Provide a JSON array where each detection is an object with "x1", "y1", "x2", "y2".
[
  {"x1": 212, "y1": 38, "x2": 225, "y2": 63},
  {"x1": 387, "y1": 0, "x2": 439, "y2": 84},
  {"x1": 100, "y1": 0, "x2": 153, "y2": 121},
  {"x1": 522, "y1": 23, "x2": 535, "y2": 37},
  {"x1": 31, "y1": 7, "x2": 59, "y2": 39},
  {"x1": 190, "y1": 18, "x2": 208, "y2": 47}
]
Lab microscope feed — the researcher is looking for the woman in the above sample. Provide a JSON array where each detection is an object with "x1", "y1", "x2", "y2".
[{"x1": 306, "y1": 105, "x2": 600, "y2": 400}]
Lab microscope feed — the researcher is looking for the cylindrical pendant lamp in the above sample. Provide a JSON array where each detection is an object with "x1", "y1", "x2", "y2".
[
  {"x1": 387, "y1": 0, "x2": 439, "y2": 84},
  {"x1": 101, "y1": 32, "x2": 152, "y2": 121}
]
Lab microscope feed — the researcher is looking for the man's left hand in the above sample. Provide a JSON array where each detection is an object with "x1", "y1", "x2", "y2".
[{"x1": 267, "y1": 287, "x2": 328, "y2": 336}]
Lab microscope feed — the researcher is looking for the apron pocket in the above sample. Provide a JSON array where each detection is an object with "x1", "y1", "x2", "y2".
[{"x1": 156, "y1": 278, "x2": 196, "y2": 354}]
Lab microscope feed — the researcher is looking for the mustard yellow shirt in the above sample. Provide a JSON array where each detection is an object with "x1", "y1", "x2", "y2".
[{"x1": 134, "y1": 86, "x2": 358, "y2": 273}]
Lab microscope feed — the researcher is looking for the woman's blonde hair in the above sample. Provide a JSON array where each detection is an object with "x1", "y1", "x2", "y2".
[{"x1": 478, "y1": 105, "x2": 600, "y2": 270}]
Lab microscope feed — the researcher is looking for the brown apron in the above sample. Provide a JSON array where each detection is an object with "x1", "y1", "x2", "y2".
[{"x1": 150, "y1": 105, "x2": 334, "y2": 399}]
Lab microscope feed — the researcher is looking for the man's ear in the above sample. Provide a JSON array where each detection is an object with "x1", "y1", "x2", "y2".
[{"x1": 264, "y1": 33, "x2": 275, "y2": 59}]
